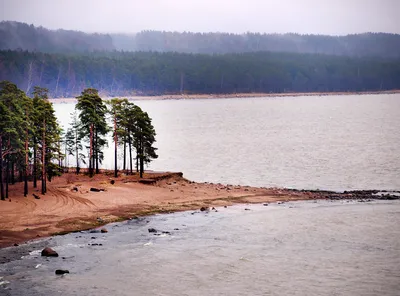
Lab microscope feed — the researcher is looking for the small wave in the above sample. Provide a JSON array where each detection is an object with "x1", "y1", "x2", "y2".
[
  {"x1": 29, "y1": 250, "x2": 41, "y2": 256},
  {"x1": 0, "y1": 280, "x2": 10, "y2": 286}
]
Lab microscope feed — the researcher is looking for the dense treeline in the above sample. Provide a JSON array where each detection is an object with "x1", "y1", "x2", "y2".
[
  {"x1": 1, "y1": 50, "x2": 399, "y2": 97},
  {"x1": 0, "y1": 81, "x2": 62, "y2": 199},
  {"x1": 0, "y1": 21, "x2": 114, "y2": 53},
  {"x1": 2, "y1": 22, "x2": 400, "y2": 58},
  {"x1": 0, "y1": 82, "x2": 158, "y2": 200},
  {"x1": 129, "y1": 31, "x2": 400, "y2": 58}
]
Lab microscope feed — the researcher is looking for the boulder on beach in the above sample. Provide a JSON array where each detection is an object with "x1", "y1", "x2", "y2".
[
  {"x1": 55, "y1": 269, "x2": 69, "y2": 275},
  {"x1": 200, "y1": 207, "x2": 208, "y2": 212},
  {"x1": 41, "y1": 247, "x2": 58, "y2": 257},
  {"x1": 90, "y1": 187, "x2": 105, "y2": 192},
  {"x1": 100, "y1": 228, "x2": 108, "y2": 233}
]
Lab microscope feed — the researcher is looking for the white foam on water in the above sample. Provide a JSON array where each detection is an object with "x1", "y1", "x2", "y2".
[{"x1": 0, "y1": 280, "x2": 10, "y2": 286}]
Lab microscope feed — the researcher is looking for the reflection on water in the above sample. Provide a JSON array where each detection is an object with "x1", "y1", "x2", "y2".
[
  {"x1": 53, "y1": 94, "x2": 400, "y2": 191},
  {"x1": 1, "y1": 200, "x2": 400, "y2": 295}
]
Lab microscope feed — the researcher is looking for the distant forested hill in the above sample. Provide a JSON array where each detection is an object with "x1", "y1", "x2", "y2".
[
  {"x1": 2, "y1": 22, "x2": 400, "y2": 58},
  {"x1": 120, "y1": 31, "x2": 400, "y2": 58},
  {"x1": 0, "y1": 21, "x2": 115, "y2": 52},
  {"x1": 1, "y1": 50, "x2": 399, "y2": 97}
]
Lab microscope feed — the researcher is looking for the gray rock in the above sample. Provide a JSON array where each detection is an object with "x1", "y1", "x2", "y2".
[
  {"x1": 55, "y1": 269, "x2": 69, "y2": 275},
  {"x1": 41, "y1": 247, "x2": 58, "y2": 257}
]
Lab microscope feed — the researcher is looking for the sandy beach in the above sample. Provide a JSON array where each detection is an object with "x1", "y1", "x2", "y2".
[
  {"x1": 0, "y1": 172, "x2": 315, "y2": 248},
  {"x1": 49, "y1": 90, "x2": 400, "y2": 104},
  {"x1": 1, "y1": 171, "x2": 397, "y2": 249}
]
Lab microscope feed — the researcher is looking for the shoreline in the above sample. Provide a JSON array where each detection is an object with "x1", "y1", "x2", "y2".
[
  {"x1": 49, "y1": 89, "x2": 400, "y2": 103},
  {"x1": 0, "y1": 172, "x2": 399, "y2": 251}
]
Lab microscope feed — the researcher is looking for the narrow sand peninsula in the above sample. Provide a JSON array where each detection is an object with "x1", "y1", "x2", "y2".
[
  {"x1": 49, "y1": 90, "x2": 400, "y2": 104},
  {"x1": 0, "y1": 172, "x2": 325, "y2": 248},
  {"x1": 0, "y1": 172, "x2": 397, "y2": 248}
]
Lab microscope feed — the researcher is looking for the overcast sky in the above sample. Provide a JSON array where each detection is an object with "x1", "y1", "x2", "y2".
[{"x1": 1, "y1": 0, "x2": 399, "y2": 35}]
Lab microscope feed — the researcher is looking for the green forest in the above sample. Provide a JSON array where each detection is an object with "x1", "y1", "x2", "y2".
[
  {"x1": 1, "y1": 21, "x2": 400, "y2": 97},
  {"x1": 0, "y1": 82, "x2": 158, "y2": 200},
  {"x1": 1, "y1": 50, "x2": 399, "y2": 97},
  {"x1": 2, "y1": 21, "x2": 400, "y2": 58}
]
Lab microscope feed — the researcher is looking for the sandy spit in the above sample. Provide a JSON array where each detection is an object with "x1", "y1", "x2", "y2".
[{"x1": 0, "y1": 171, "x2": 327, "y2": 248}]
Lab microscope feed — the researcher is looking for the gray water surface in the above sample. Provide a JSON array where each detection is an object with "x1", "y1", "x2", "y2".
[
  {"x1": 54, "y1": 94, "x2": 400, "y2": 191},
  {"x1": 1, "y1": 200, "x2": 400, "y2": 295}
]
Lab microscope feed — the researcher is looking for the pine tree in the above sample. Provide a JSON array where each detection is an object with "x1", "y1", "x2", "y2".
[
  {"x1": 107, "y1": 98, "x2": 129, "y2": 177},
  {"x1": 65, "y1": 111, "x2": 85, "y2": 174},
  {"x1": 75, "y1": 88, "x2": 108, "y2": 177},
  {"x1": 0, "y1": 81, "x2": 25, "y2": 200},
  {"x1": 32, "y1": 87, "x2": 61, "y2": 194},
  {"x1": 130, "y1": 106, "x2": 158, "y2": 178}
]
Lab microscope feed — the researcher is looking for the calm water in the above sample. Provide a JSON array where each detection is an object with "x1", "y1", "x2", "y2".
[
  {"x1": 54, "y1": 94, "x2": 400, "y2": 191},
  {"x1": 1, "y1": 200, "x2": 400, "y2": 295}
]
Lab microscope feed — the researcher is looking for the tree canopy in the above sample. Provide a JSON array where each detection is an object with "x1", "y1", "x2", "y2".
[
  {"x1": 1, "y1": 50, "x2": 399, "y2": 98},
  {"x1": 0, "y1": 83, "x2": 159, "y2": 200},
  {"x1": 2, "y1": 22, "x2": 400, "y2": 58}
]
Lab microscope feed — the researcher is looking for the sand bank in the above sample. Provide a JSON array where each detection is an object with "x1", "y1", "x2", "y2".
[{"x1": 0, "y1": 172, "x2": 397, "y2": 249}]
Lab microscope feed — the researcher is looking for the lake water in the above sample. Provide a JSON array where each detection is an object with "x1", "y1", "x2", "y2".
[
  {"x1": 54, "y1": 94, "x2": 400, "y2": 191},
  {"x1": 1, "y1": 94, "x2": 400, "y2": 295},
  {"x1": 1, "y1": 200, "x2": 400, "y2": 295}
]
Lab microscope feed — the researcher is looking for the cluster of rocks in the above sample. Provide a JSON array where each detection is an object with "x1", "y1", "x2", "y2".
[
  {"x1": 39, "y1": 226, "x2": 109, "y2": 275},
  {"x1": 282, "y1": 188, "x2": 400, "y2": 201},
  {"x1": 148, "y1": 228, "x2": 172, "y2": 236}
]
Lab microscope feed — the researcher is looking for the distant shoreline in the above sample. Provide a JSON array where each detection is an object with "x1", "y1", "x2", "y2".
[{"x1": 49, "y1": 90, "x2": 400, "y2": 103}]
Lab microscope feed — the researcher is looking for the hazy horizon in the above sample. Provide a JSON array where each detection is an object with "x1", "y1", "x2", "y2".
[{"x1": 1, "y1": 0, "x2": 399, "y2": 36}]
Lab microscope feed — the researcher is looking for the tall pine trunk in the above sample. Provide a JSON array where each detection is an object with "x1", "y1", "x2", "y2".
[
  {"x1": 0, "y1": 136, "x2": 4, "y2": 200},
  {"x1": 135, "y1": 136, "x2": 139, "y2": 173},
  {"x1": 95, "y1": 128, "x2": 99, "y2": 174},
  {"x1": 89, "y1": 124, "x2": 93, "y2": 177},
  {"x1": 33, "y1": 142, "x2": 37, "y2": 188},
  {"x1": 123, "y1": 130, "x2": 126, "y2": 172},
  {"x1": 5, "y1": 158, "x2": 9, "y2": 199},
  {"x1": 139, "y1": 135, "x2": 144, "y2": 178},
  {"x1": 114, "y1": 111, "x2": 117, "y2": 178},
  {"x1": 75, "y1": 129, "x2": 79, "y2": 175},
  {"x1": 11, "y1": 160, "x2": 15, "y2": 185},
  {"x1": 58, "y1": 138, "x2": 61, "y2": 172},
  {"x1": 24, "y1": 128, "x2": 29, "y2": 197},
  {"x1": 41, "y1": 119, "x2": 46, "y2": 195},
  {"x1": 128, "y1": 131, "x2": 132, "y2": 174}
]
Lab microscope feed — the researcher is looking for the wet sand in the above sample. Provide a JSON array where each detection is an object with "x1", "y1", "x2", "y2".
[{"x1": 1, "y1": 172, "x2": 398, "y2": 249}]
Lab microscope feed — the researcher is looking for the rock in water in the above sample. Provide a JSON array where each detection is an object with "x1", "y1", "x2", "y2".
[
  {"x1": 200, "y1": 207, "x2": 208, "y2": 212},
  {"x1": 100, "y1": 228, "x2": 108, "y2": 233},
  {"x1": 148, "y1": 228, "x2": 157, "y2": 233},
  {"x1": 55, "y1": 269, "x2": 69, "y2": 275},
  {"x1": 41, "y1": 247, "x2": 58, "y2": 257}
]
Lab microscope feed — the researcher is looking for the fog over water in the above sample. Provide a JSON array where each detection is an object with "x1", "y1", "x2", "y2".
[{"x1": 1, "y1": 0, "x2": 399, "y2": 35}]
